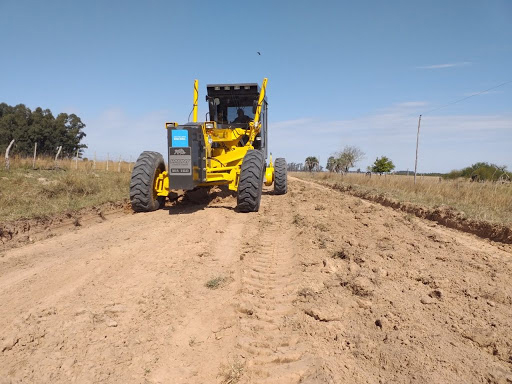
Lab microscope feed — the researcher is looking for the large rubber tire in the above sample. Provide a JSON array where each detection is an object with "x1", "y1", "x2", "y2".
[
  {"x1": 274, "y1": 158, "x2": 288, "y2": 195},
  {"x1": 237, "y1": 150, "x2": 265, "y2": 212},
  {"x1": 130, "y1": 151, "x2": 166, "y2": 212}
]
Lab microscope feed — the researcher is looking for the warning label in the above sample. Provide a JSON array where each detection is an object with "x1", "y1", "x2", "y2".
[{"x1": 169, "y1": 147, "x2": 192, "y2": 175}]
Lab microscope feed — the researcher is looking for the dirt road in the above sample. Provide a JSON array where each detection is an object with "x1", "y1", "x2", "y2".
[{"x1": 1, "y1": 177, "x2": 511, "y2": 383}]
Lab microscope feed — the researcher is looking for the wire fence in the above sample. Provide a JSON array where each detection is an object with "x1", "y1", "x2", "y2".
[
  {"x1": 2, "y1": 152, "x2": 135, "y2": 173},
  {"x1": 1, "y1": 140, "x2": 139, "y2": 172}
]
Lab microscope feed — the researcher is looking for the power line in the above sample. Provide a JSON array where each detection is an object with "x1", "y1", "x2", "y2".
[
  {"x1": 412, "y1": 79, "x2": 511, "y2": 180},
  {"x1": 421, "y1": 79, "x2": 512, "y2": 116}
]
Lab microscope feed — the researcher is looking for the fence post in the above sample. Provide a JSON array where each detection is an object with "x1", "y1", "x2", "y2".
[
  {"x1": 33, "y1": 142, "x2": 37, "y2": 169},
  {"x1": 54, "y1": 146, "x2": 62, "y2": 168},
  {"x1": 129, "y1": 155, "x2": 132, "y2": 172},
  {"x1": 5, "y1": 139, "x2": 15, "y2": 170},
  {"x1": 118, "y1": 155, "x2": 121, "y2": 172},
  {"x1": 75, "y1": 148, "x2": 79, "y2": 170},
  {"x1": 106, "y1": 153, "x2": 109, "y2": 171},
  {"x1": 93, "y1": 152, "x2": 96, "y2": 170}
]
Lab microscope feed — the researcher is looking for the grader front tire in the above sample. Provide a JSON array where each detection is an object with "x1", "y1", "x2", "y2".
[
  {"x1": 274, "y1": 158, "x2": 287, "y2": 195},
  {"x1": 237, "y1": 150, "x2": 265, "y2": 212},
  {"x1": 130, "y1": 151, "x2": 166, "y2": 212}
]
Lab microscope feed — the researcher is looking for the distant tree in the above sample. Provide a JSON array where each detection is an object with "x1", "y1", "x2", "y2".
[
  {"x1": 305, "y1": 156, "x2": 319, "y2": 172},
  {"x1": 445, "y1": 162, "x2": 511, "y2": 182},
  {"x1": 336, "y1": 146, "x2": 365, "y2": 173},
  {"x1": 0, "y1": 103, "x2": 87, "y2": 157},
  {"x1": 327, "y1": 146, "x2": 365, "y2": 174},
  {"x1": 371, "y1": 156, "x2": 395, "y2": 174},
  {"x1": 287, "y1": 162, "x2": 304, "y2": 172},
  {"x1": 326, "y1": 156, "x2": 336, "y2": 172}
]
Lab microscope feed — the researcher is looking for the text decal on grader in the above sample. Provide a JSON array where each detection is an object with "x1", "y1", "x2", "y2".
[
  {"x1": 169, "y1": 147, "x2": 192, "y2": 175},
  {"x1": 171, "y1": 130, "x2": 189, "y2": 147},
  {"x1": 129, "y1": 77, "x2": 288, "y2": 213}
]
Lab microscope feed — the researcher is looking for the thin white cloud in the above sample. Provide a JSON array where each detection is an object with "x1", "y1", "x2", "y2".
[
  {"x1": 417, "y1": 62, "x2": 471, "y2": 69},
  {"x1": 462, "y1": 90, "x2": 502, "y2": 97},
  {"x1": 270, "y1": 110, "x2": 512, "y2": 172},
  {"x1": 393, "y1": 101, "x2": 429, "y2": 108},
  {"x1": 83, "y1": 107, "x2": 171, "y2": 160}
]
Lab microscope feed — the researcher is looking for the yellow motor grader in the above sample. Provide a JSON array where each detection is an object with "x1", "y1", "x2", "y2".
[{"x1": 129, "y1": 78, "x2": 287, "y2": 212}]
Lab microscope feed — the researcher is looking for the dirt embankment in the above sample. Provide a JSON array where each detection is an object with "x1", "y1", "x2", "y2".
[
  {"x1": 0, "y1": 200, "x2": 131, "y2": 251},
  {"x1": 0, "y1": 178, "x2": 511, "y2": 383},
  {"x1": 316, "y1": 180, "x2": 512, "y2": 244}
]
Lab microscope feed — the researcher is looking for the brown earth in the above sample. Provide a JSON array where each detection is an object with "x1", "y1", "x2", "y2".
[
  {"x1": 324, "y1": 181, "x2": 512, "y2": 244},
  {"x1": 0, "y1": 200, "x2": 131, "y2": 250},
  {"x1": 0, "y1": 176, "x2": 511, "y2": 383}
]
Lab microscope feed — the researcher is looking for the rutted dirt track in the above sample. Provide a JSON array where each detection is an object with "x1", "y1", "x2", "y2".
[{"x1": 1, "y1": 177, "x2": 511, "y2": 383}]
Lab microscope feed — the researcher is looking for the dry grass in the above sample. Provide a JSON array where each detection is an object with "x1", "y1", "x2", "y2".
[
  {"x1": 293, "y1": 172, "x2": 512, "y2": 226},
  {"x1": 218, "y1": 360, "x2": 244, "y2": 384},
  {"x1": 0, "y1": 167, "x2": 131, "y2": 222}
]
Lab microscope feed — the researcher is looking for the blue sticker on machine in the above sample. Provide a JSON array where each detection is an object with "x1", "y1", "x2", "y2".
[{"x1": 171, "y1": 129, "x2": 189, "y2": 147}]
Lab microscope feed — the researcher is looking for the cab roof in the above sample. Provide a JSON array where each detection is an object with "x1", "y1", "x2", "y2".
[
  {"x1": 206, "y1": 83, "x2": 260, "y2": 91},
  {"x1": 206, "y1": 83, "x2": 266, "y2": 101}
]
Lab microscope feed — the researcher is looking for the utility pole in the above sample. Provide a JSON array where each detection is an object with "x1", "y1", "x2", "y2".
[
  {"x1": 414, "y1": 115, "x2": 422, "y2": 185},
  {"x1": 33, "y1": 143, "x2": 37, "y2": 169},
  {"x1": 54, "y1": 146, "x2": 62, "y2": 168},
  {"x1": 5, "y1": 139, "x2": 15, "y2": 170}
]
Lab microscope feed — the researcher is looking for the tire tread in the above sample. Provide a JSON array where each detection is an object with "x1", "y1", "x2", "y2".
[
  {"x1": 129, "y1": 151, "x2": 165, "y2": 212},
  {"x1": 237, "y1": 150, "x2": 265, "y2": 212},
  {"x1": 274, "y1": 157, "x2": 287, "y2": 195}
]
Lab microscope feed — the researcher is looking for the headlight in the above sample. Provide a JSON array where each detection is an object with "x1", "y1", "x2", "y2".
[
  {"x1": 208, "y1": 135, "x2": 213, "y2": 145},
  {"x1": 205, "y1": 123, "x2": 214, "y2": 129}
]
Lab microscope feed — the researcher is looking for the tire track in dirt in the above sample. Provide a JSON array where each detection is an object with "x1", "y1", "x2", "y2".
[
  {"x1": 2, "y1": 178, "x2": 511, "y2": 383},
  {"x1": 236, "y1": 193, "x2": 311, "y2": 383}
]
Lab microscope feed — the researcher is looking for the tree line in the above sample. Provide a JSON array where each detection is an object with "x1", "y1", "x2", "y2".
[
  {"x1": 292, "y1": 147, "x2": 510, "y2": 182},
  {"x1": 445, "y1": 162, "x2": 511, "y2": 182},
  {"x1": 0, "y1": 103, "x2": 87, "y2": 157},
  {"x1": 293, "y1": 146, "x2": 395, "y2": 174}
]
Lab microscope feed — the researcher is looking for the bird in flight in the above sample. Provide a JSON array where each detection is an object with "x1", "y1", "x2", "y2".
[{"x1": 257, "y1": 52, "x2": 261, "y2": 55}]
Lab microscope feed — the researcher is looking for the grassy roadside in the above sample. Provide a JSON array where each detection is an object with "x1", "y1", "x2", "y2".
[
  {"x1": 0, "y1": 168, "x2": 131, "y2": 222},
  {"x1": 292, "y1": 172, "x2": 512, "y2": 227}
]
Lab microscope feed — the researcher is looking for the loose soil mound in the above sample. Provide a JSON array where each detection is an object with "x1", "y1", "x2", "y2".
[
  {"x1": 0, "y1": 200, "x2": 130, "y2": 250},
  {"x1": 328, "y1": 182, "x2": 512, "y2": 244}
]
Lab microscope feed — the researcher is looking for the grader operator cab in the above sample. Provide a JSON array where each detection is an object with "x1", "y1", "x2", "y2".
[{"x1": 129, "y1": 78, "x2": 287, "y2": 213}]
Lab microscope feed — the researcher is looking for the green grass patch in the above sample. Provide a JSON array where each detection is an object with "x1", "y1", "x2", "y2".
[{"x1": 205, "y1": 276, "x2": 226, "y2": 289}]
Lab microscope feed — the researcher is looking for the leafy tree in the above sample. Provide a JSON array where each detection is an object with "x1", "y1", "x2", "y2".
[
  {"x1": 0, "y1": 103, "x2": 87, "y2": 157},
  {"x1": 305, "y1": 156, "x2": 319, "y2": 172},
  {"x1": 326, "y1": 156, "x2": 336, "y2": 172},
  {"x1": 371, "y1": 156, "x2": 395, "y2": 174},
  {"x1": 337, "y1": 146, "x2": 365, "y2": 173},
  {"x1": 327, "y1": 145, "x2": 365, "y2": 173},
  {"x1": 445, "y1": 162, "x2": 511, "y2": 182}
]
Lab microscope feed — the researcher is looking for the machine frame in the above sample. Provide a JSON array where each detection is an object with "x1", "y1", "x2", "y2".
[{"x1": 154, "y1": 78, "x2": 274, "y2": 197}]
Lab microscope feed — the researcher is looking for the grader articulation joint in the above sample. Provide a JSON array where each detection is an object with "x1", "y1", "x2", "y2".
[{"x1": 129, "y1": 78, "x2": 287, "y2": 213}]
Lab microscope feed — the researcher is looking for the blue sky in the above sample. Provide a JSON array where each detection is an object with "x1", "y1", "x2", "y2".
[{"x1": 1, "y1": 0, "x2": 510, "y2": 172}]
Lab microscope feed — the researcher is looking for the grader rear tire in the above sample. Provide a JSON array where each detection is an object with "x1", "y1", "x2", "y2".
[
  {"x1": 274, "y1": 158, "x2": 287, "y2": 195},
  {"x1": 130, "y1": 151, "x2": 166, "y2": 212},
  {"x1": 237, "y1": 150, "x2": 265, "y2": 212}
]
